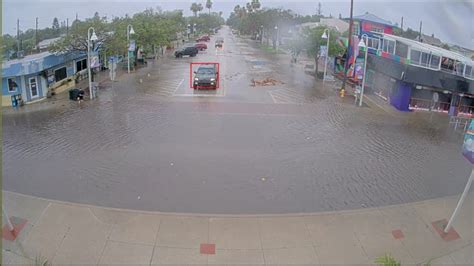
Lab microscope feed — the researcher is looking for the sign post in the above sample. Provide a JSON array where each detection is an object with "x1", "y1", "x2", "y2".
[{"x1": 444, "y1": 120, "x2": 474, "y2": 233}]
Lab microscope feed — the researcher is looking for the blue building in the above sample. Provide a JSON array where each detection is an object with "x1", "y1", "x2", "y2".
[{"x1": 2, "y1": 51, "x2": 87, "y2": 106}]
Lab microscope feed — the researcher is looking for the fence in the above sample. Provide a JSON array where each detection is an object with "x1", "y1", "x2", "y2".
[{"x1": 409, "y1": 98, "x2": 450, "y2": 113}]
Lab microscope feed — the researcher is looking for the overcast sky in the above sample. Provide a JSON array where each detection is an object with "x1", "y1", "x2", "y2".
[{"x1": 3, "y1": 0, "x2": 473, "y2": 48}]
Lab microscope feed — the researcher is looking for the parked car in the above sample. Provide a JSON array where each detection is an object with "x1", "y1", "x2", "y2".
[
  {"x1": 194, "y1": 43, "x2": 208, "y2": 51},
  {"x1": 196, "y1": 35, "x2": 210, "y2": 42},
  {"x1": 215, "y1": 37, "x2": 224, "y2": 48},
  {"x1": 174, "y1": 47, "x2": 198, "y2": 58},
  {"x1": 193, "y1": 65, "x2": 218, "y2": 90}
]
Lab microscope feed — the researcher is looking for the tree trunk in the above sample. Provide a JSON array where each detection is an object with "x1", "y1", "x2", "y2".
[{"x1": 315, "y1": 55, "x2": 319, "y2": 79}]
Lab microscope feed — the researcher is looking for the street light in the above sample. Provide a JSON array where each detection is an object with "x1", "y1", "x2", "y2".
[
  {"x1": 274, "y1": 25, "x2": 278, "y2": 49},
  {"x1": 87, "y1": 27, "x2": 98, "y2": 100},
  {"x1": 357, "y1": 34, "x2": 369, "y2": 107},
  {"x1": 127, "y1": 24, "x2": 135, "y2": 74},
  {"x1": 321, "y1": 29, "x2": 330, "y2": 84}
]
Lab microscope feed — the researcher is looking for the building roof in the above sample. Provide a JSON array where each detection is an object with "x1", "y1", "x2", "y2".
[
  {"x1": 2, "y1": 51, "x2": 86, "y2": 77},
  {"x1": 319, "y1": 18, "x2": 349, "y2": 33},
  {"x1": 36, "y1": 37, "x2": 61, "y2": 50},
  {"x1": 353, "y1": 12, "x2": 393, "y2": 26},
  {"x1": 419, "y1": 34, "x2": 443, "y2": 46},
  {"x1": 383, "y1": 33, "x2": 473, "y2": 64}
]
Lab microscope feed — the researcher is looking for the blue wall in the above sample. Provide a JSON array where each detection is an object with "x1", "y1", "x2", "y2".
[
  {"x1": 2, "y1": 76, "x2": 22, "y2": 96},
  {"x1": 390, "y1": 81, "x2": 412, "y2": 111}
]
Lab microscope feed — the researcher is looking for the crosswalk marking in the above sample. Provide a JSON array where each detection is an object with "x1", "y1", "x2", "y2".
[
  {"x1": 141, "y1": 79, "x2": 184, "y2": 98},
  {"x1": 269, "y1": 88, "x2": 312, "y2": 104}
]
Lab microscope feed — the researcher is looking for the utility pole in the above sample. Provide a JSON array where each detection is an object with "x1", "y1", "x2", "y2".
[
  {"x1": 35, "y1": 17, "x2": 39, "y2": 52},
  {"x1": 66, "y1": 18, "x2": 69, "y2": 36},
  {"x1": 339, "y1": 0, "x2": 354, "y2": 93},
  {"x1": 17, "y1": 19, "x2": 20, "y2": 55},
  {"x1": 419, "y1": 20, "x2": 423, "y2": 42},
  {"x1": 400, "y1": 16, "x2": 404, "y2": 31}
]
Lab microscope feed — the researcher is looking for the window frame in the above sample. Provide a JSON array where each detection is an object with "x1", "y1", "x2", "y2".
[
  {"x1": 7, "y1": 78, "x2": 18, "y2": 92},
  {"x1": 382, "y1": 39, "x2": 395, "y2": 54},
  {"x1": 54, "y1": 66, "x2": 68, "y2": 82}
]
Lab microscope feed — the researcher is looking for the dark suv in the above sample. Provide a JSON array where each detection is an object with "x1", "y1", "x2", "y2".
[
  {"x1": 175, "y1": 47, "x2": 198, "y2": 58},
  {"x1": 193, "y1": 65, "x2": 218, "y2": 90}
]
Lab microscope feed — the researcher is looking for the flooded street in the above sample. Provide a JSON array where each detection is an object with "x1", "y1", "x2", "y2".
[{"x1": 3, "y1": 27, "x2": 472, "y2": 214}]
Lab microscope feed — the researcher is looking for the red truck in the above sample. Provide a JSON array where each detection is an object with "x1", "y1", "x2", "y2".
[
  {"x1": 194, "y1": 43, "x2": 208, "y2": 51},
  {"x1": 196, "y1": 35, "x2": 210, "y2": 42}
]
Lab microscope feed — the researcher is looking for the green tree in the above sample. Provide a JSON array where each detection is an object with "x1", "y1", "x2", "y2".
[
  {"x1": 206, "y1": 0, "x2": 213, "y2": 15},
  {"x1": 50, "y1": 14, "x2": 109, "y2": 81},
  {"x1": 251, "y1": 0, "x2": 261, "y2": 10},
  {"x1": 190, "y1": 2, "x2": 203, "y2": 17},
  {"x1": 302, "y1": 26, "x2": 344, "y2": 78},
  {"x1": 52, "y1": 17, "x2": 60, "y2": 32}
]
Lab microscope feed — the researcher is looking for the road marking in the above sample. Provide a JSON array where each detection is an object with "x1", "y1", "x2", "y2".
[
  {"x1": 173, "y1": 79, "x2": 185, "y2": 94},
  {"x1": 173, "y1": 93, "x2": 226, "y2": 97},
  {"x1": 269, "y1": 89, "x2": 309, "y2": 104}
]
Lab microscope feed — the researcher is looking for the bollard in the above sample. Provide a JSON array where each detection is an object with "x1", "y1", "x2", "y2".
[
  {"x1": 2, "y1": 208, "x2": 14, "y2": 232},
  {"x1": 339, "y1": 89, "x2": 345, "y2": 98}
]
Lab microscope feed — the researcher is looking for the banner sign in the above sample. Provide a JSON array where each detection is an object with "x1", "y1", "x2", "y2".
[
  {"x1": 90, "y1": 52, "x2": 100, "y2": 68},
  {"x1": 320, "y1": 45, "x2": 327, "y2": 57},
  {"x1": 463, "y1": 120, "x2": 474, "y2": 164},
  {"x1": 128, "y1": 40, "x2": 136, "y2": 51}
]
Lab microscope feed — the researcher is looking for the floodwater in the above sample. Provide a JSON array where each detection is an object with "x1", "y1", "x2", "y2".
[{"x1": 2, "y1": 27, "x2": 472, "y2": 214}]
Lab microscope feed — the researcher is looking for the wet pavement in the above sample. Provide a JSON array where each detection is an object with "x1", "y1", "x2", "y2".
[{"x1": 2, "y1": 26, "x2": 472, "y2": 214}]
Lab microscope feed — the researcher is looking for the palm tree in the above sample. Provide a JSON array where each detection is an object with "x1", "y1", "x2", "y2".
[
  {"x1": 246, "y1": 2, "x2": 252, "y2": 13},
  {"x1": 206, "y1": 0, "x2": 213, "y2": 15},
  {"x1": 190, "y1": 3, "x2": 203, "y2": 16},
  {"x1": 190, "y1": 3, "x2": 200, "y2": 17},
  {"x1": 251, "y1": 0, "x2": 261, "y2": 10},
  {"x1": 197, "y1": 3, "x2": 203, "y2": 15},
  {"x1": 234, "y1": 4, "x2": 240, "y2": 14}
]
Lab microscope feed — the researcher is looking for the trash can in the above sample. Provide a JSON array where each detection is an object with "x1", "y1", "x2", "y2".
[{"x1": 69, "y1": 88, "x2": 82, "y2": 101}]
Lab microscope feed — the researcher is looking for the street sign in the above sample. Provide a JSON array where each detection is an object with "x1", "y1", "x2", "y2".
[{"x1": 462, "y1": 120, "x2": 474, "y2": 164}]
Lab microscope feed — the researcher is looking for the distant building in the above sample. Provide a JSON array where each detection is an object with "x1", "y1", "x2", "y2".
[
  {"x1": 2, "y1": 51, "x2": 87, "y2": 106},
  {"x1": 35, "y1": 37, "x2": 62, "y2": 52},
  {"x1": 294, "y1": 18, "x2": 349, "y2": 34},
  {"x1": 418, "y1": 34, "x2": 443, "y2": 47},
  {"x1": 319, "y1": 18, "x2": 349, "y2": 34},
  {"x1": 351, "y1": 12, "x2": 395, "y2": 38}
]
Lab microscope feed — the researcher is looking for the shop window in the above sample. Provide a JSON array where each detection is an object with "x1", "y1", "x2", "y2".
[
  {"x1": 410, "y1": 50, "x2": 421, "y2": 65},
  {"x1": 465, "y1": 65, "x2": 473, "y2": 79},
  {"x1": 455, "y1": 62, "x2": 465, "y2": 76},
  {"x1": 367, "y1": 37, "x2": 380, "y2": 50},
  {"x1": 352, "y1": 23, "x2": 360, "y2": 36},
  {"x1": 395, "y1": 41, "x2": 408, "y2": 58},
  {"x1": 441, "y1": 57, "x2": 455, "y2": 71},
  {"x1": 371, "y1": 26, "x2": 384, "y2": 34},
  {"x1": 383, "y1": 39, "x2": 395, "y2": 54},
  {"x1": 429, "y1": 55, "x2": 440, "y2": 69},
  {"x1": 420, "y1": 53, "x2": 430, "y2": 67},
  {"x1": 54, "y1": 67, "x2": 67, "y2": 82},
  {"x1": 76, "y1": 59, "x2": 87, "y2": 72},
  {"x1": 8, "y1": 78, "x2": 18, "y2": 92}
]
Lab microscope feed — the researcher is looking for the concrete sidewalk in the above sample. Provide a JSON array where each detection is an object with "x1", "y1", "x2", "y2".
[{"x1": 2, "y1": 191, "x2": 473, "y2": 265}]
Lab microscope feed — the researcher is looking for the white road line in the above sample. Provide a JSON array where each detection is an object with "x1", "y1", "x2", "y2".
[
  {"x1": 173, "y1": 93, "x2": 226, "y2": 97},
  {"x1": 271, "y1": 90, "x2": 305, "y2": 101},
  {"x1": 269, "y1": 91, "x2": 278, "y2": 103},
  {"x1": 270, "y1": 90, "x2": 306, "y2": 104},
  {"x1": 173, "y1": 79, "x2": 185, "y2": 94}
]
